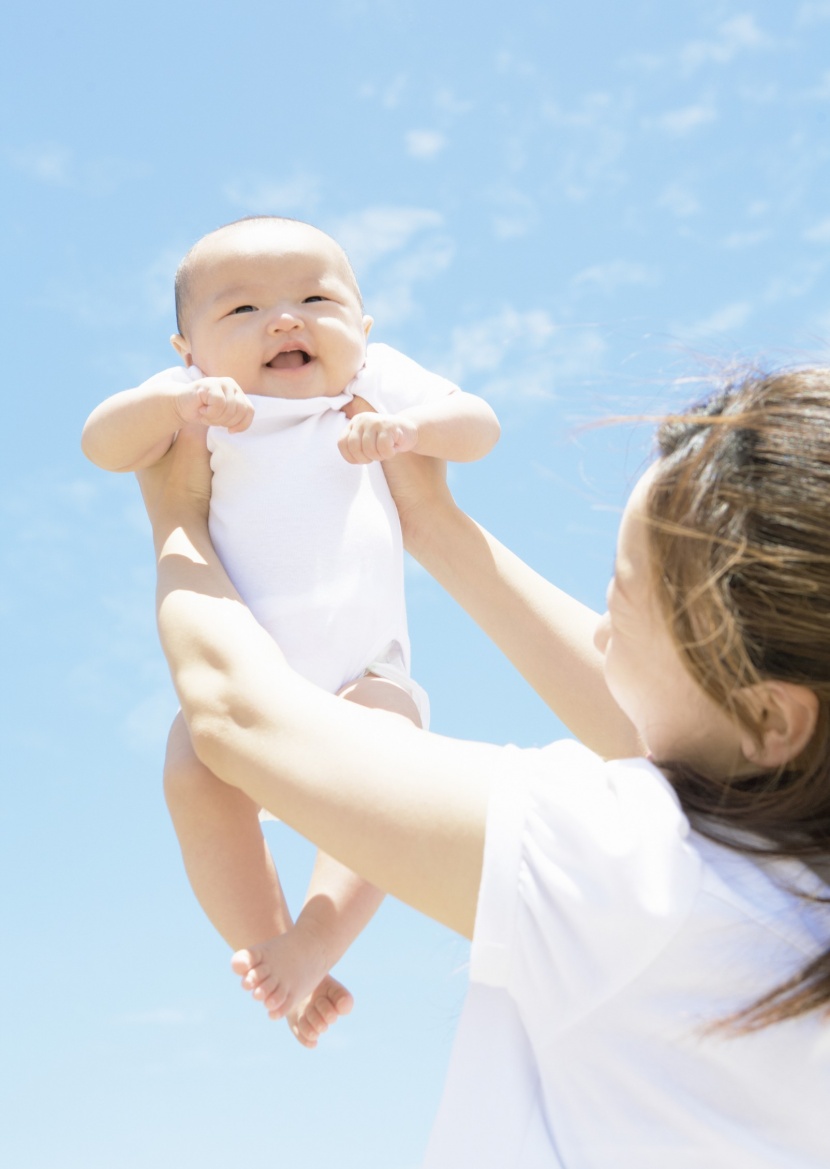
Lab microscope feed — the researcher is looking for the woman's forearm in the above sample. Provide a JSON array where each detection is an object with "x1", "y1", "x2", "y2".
[{"x1": 405, "y1": 496, "x2": 642, "y2": 760}]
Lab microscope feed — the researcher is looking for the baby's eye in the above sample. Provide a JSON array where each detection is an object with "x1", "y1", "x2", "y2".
[
  {"x1": 230, "y1": 304, "x2": 256, "y2": 315},
  {"x1": 303, "y1": 295, "x2": 328, "y2": 304}
]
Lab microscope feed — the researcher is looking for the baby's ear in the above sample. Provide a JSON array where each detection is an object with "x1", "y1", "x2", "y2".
[
  {"x1": 738, "y1": 681, "x2": 819, "y2": 769},
  {"x1": 362, "y1": 315, "x2": 374, "y2": 340},
  {"x1": 170, "y1": 333, "x2": 193, "y2": 365}
]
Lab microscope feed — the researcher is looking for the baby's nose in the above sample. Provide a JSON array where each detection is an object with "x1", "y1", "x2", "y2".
[{"x1": 267, "y1": 306, "x2": 303, "y2": 330}]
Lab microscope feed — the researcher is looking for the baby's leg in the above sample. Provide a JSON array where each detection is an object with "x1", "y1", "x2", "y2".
[
  {"x1": 232, "y1": 676, "x2": 422, "y2": 1047},
  {"x1": 164, "y1": 713, "x2": 353, "y2": 1038}
]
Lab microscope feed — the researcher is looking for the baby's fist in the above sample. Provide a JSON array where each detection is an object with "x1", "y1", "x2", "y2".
[
  {"x1": 338, "y1": 412, "x2": 419, "y2": 464},
  {"x1": 178, "y1": 377, "x2": 254, "y2": 434}
]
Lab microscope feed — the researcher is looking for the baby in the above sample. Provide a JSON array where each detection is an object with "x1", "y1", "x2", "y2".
[{"x1": 82, "y1": 215, "x2": 500, "y2": 1047}]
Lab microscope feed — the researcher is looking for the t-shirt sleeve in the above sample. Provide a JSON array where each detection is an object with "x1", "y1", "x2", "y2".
[
  {"x1": 470, "y1": 741, "x2": 702, "y2": 1042},
  {"x1": 348, "y1": 342, "x2": 460, "y2": 414}
]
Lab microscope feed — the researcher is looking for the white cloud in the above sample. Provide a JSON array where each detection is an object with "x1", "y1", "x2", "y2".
[
  {"x1": 328, "y1": 206, "x2": 444, "y2": 273},
  {"x1": 680, "y1": 14, "x2": 771, "y2": 73},
  {"x1": 10, "y1": 143, "x2": 72, "y2": 185},
  {"x1": 437, "y1": 310, "x2": 607, "y2": 403},
  {"x1": 495, "y1": 50, "x2": 537, "y2": 80},
  {"x1": 223, "y1": 173, "x2": 321, "y2": 215},
  {"x1": 365, "y1": 235, "x2": 455, "y2": 326},
  {"x1": 118, "y1": 1008, "x2": 202, "y2": 1026},
  {"x1": 651, "y1": 103, "x2": 717, "y2": 137},
  {"x1": 405, "y1": 130, "x2": 447, "y2": 160},
  {"x1": 680, "y1": 301, "x2": 753, "y2": 337},
  {"x1": 764, "y1": 260, "x2": 827, "y2": 304},
  {"x1": 804, "y1": 217, "x2": 830, "y2": 243},
  {"x1": 658, "y1": 183, "x2": 701, "y2": 218},
  {"x1": 804, "y1": 70, "x2": 830, "y2": 100},
  {"x1": 721, "y1": 229, "x2": 770, "y2": 249},
  {"x1": 434, "y1": 88, "x2": 473, "y2": 116},
  {"x1": 488, "y1": 188, "x2": 538, "y2": 240},
  {"x1": 8, "y1": 146, "x2": 147, "y2": 195},
  {"x1": 797, "y1": 2, "x2": 830, "y2": 26},
  {"x1": 359, "y1": 73, "x2": 407, "y2": 108},
  {"x1": 542, "y1": 92, "x2": 614, "y2": 129},
  {"x1": 573, "y1": 260, "x2": 659, "y2": 295}
]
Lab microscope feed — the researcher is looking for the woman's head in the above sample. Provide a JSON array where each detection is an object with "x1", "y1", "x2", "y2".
[{"x1": 642, "y1": 366, "x2": 830, "y2": 852}]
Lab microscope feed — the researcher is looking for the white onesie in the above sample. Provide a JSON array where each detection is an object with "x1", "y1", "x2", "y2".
[{"x1": 183, "y1": 343, "x2": 459, "y2": 726}]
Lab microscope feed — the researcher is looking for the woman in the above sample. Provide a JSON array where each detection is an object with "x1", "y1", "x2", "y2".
[{"x1": 142, "y1": 369, "x2": 830, "y2": 1168}]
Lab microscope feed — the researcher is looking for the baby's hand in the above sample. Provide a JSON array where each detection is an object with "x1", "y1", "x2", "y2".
[
  {"x1": 338, "y1": 411, "x2": 419, "y2": 464},
  {"x1": 175, "y1": 377, "x2": 254, "y2": 434}
]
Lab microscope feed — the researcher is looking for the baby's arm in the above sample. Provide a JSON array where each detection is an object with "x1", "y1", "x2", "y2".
[
  {"x1": 340, "y1": 390, "x2": 499, "y2": 465},
  {"x1": 338, "y1": 344, "x2": 499, "y2": 466},
  {"x1": 82, "y1": 368, "x2": 253, "y2": 472}
]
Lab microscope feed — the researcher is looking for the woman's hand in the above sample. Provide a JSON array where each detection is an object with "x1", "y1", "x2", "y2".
[{"x1": 137, "y1": 424, "x2": 213, "y2": 550}]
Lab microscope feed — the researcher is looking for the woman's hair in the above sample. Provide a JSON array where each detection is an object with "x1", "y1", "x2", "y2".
[{"x1": 646, "y1": 365, "x2": 830, "y2": 1030}]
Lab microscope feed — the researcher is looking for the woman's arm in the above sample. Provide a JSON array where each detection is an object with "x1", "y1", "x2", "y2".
[
  {"x1": 385, "y1": 454, "x2": 643, "y2": 761},
  {"x1": 141, "y1": 428, "x2": 491, "y2": 938}
]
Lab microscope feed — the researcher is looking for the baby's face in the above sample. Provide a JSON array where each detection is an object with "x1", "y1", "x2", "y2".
[{"x1": 172, "y1": 221, "x2": 371, "y2": 399}]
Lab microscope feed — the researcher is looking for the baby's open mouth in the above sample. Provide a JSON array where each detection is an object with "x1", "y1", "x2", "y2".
[{"x1": 267, "y1": 349, "x2": 311, "y2": 370}]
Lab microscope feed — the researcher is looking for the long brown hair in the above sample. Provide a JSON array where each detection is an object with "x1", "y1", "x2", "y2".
[{"x1": 646, "y1": 366, "x2": 830, "y2": 1030}]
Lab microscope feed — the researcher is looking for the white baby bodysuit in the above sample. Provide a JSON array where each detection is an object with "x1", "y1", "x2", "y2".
[{"x1": 184, "y1": 343, "x2": 458, "y2": 711}]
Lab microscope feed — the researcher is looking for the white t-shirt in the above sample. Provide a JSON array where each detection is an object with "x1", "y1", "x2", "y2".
[
  {"x1": 425, "y1": 740, "x2": 830, "y2": 1168},
  {"x1": 189, "y1": 343, "x2": 458, "y2": 697}
]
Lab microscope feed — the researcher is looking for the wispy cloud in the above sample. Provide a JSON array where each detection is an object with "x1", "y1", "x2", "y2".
[
  {"x1": 721, "y1": 228, "x2": 771, "y2": 249},
  {"x1": 10, "y1": 143, "x2": 72, "y2": 185},
  {"x1": 405, "y1": 130, "x2": 447, "y2": 160},
  {"x1": 328, "y1": 205, "x2": 444, "y2": 273},
  {"x1": 764, "y1": 260, "x2": 827, "y2": 304},
  {"x1": 8, "y1": 144, "x2": 148, "y2": 195},
  {"x1": 488, "y1": 187, "x2": 538, "y2": 240},
  {"x1": 434, "y1": 88, "x2": 473, "y2": 116},
  {"x1": 797, "y1": 1, "x2": 830, "y2": 27},
  {"x1": 365, "y1": 234, "x2": 455, "y2": 326},
  {"x1": 658, "y1": 182, "x2": 702, "y2": 218},
  {"x1": 437, "y1": 309, "x2": 607, "y2": 403},
  {"x1": 224, "y1": 173, "x2": 321, "y2": 215},
  {"x1": 680, "y1": 301, "x2": 753, "y2": 338},
  {"x1": 650, "y1": 103, "x2": 717, "y2": 137},
  {"x1": 680, "y1": 14, "x2": 772, "y2": 74},
  {"x1": 573, "y1": 260, "x2": 659, "y2": 296},
  {"x1": 804, "y1": 216, "x2": 830, "y2": 243},
  {"x1": 543, "y1": 92, "x2": 615, "y2": 129},
  {"x1": 117, "y1": 1008, "x2": 203, "y2": 1026},
  {"x1": 359, "y1": 73, "x2": 407, "y2": 108}
]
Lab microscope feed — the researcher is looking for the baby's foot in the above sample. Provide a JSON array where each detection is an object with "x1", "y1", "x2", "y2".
[
  {"x1": 287, "y1": 975, "x2": 354, "y2": 1049},
  {"x1": 231, "y1": 929, "x2": 353, "y2": 1046}
]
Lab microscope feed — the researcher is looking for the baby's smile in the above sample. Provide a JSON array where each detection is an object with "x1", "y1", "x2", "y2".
[{"x1": 266, "y1": 347, "x2": 312, "y2": 370}]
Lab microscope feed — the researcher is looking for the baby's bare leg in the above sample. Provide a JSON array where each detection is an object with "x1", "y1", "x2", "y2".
[
  {"x1": 232, "y1": 676, "x2": 422, "y2": 1046},
  {"x1": 164, "y1": 713, "x2": 353, "y2": 1038}
]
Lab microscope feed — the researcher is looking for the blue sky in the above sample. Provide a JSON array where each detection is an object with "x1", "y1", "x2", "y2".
[{"x1": 4, "y1": 2, "x2": 830, "y2": 1165}]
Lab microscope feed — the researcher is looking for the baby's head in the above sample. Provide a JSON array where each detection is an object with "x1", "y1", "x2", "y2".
[
  {"x1": 171, "y1": 216, "x2": 372, "y2": 399},
  {"x1": 644, "y1": 366, "x2": 830, "y2": 844}
]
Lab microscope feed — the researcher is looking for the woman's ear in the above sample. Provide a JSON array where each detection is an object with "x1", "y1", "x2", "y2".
[
  {"x1": 738, "y1": 681, "x2": 819, "y2": 769},
  {"x1": 170, "y1": 333, "x2": 194, "y2": 366}
]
